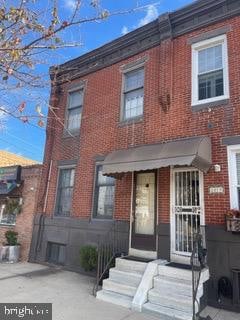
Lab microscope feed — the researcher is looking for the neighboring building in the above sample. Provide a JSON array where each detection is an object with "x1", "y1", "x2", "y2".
[
  {"x1": 31, "y1": 0, "x2": 240, "y2": 316},
  {"x1": 0, "y1": 151, "x2": 42, "y2": 261}
]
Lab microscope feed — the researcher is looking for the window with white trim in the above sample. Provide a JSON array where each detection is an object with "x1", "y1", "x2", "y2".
[
  {"x1": 122, "y1": 68, "x2": 144, "y2": 120},
  {"x1": 0, "y1": 201, "x2": 18, "y2": 225},
  {"x1": 227, "y1": 145, "x2": 240, "y2": 209},
  {"x1": 67, "y1": 89, "x2": 83, "y2": 132},
  {"x1": 192, "y1": 35, "x2": 229, "y2": 106}
]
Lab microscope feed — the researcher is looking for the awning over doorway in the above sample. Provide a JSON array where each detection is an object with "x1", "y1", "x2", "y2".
[{"x1": 102, "y1": 136, "x2": 211, "y2": 177}]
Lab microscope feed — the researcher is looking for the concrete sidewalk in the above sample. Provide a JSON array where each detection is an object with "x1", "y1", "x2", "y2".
[{"x1": 0, "y1": 262, "x2": 239, "y2": 320}]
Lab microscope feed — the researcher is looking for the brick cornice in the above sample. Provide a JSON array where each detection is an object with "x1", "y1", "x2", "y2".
[{"x1": 50, "y1": 0, "x2": 240, "y2": 83}]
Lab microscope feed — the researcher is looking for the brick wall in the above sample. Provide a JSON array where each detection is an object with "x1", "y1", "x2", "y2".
[
  {"x1": 37, "y1": 16, "x2": 240, "y2": 226},
  {"x1": 0, "y1": 165, "x2": 42, "y2": 261}
]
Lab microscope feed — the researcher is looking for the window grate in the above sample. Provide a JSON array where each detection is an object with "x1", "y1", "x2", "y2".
[{"x1": 46, "y1": 242, "x2": 66, "y2": 265}]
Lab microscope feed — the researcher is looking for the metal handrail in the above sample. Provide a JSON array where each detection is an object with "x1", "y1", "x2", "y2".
[
  {"x1": 92, "y1": 222, "x2": 128, "y2": 296},
  {"x1": 191, "y1": 227, "x2": 207, "y2": 320}
]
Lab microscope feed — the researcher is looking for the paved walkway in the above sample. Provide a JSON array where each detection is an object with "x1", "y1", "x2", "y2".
[{"x1": 0, "y1": 262, "x2": 239, "y2": 320}]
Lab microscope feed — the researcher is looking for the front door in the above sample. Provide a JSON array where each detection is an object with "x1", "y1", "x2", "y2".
[
  {"x1": 171, "y1": 168, "x2": 204, "y2": 264},
  {"x1": 131, "y1": 172, "x2": 156, "y2": 252}
]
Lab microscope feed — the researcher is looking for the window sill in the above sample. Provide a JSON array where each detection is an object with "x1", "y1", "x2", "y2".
[
  {"x1": 54, "y1": 214, "x2": 71, "y2": 218},
  {"x1": 0, "y1": 223, "x2": 15, "y2": 227},
  {"x1": 91, "y1": 216, "x2": 113, "y2": 221},
  {"x1": 118, "y1": 116, "x2": 143, "y2": 127},
  {"x1": 192, "y1": 97, "x2": 229, "y2": 112}
]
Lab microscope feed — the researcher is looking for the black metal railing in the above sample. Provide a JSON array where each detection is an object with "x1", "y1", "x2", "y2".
[
  {"x1": 92, "y1": 222, "x2": 128, "y2": 296},
  {"x1": 191, "y1": 227, "x2": 207, "y2": 320}
]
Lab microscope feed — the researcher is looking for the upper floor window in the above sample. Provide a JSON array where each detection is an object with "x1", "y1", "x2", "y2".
[
  {"x1": 67, "y1": 89, "x2": 83, "y2": 132},
  {"x1": 55, "y1": 167, "x2": 75, "y2": 216},
  {"x1": 93, "y1": 165, "x2": 115, "y2": 219},
  {"x1": 227, "y1": 145, "x2": 240, "y2": 209},
  {"x1": 122, "y1": 68, "x2": 144, "y2": 120},
  {"x1": 192, "y1": 35, "x2": 229, "y2": 106}
]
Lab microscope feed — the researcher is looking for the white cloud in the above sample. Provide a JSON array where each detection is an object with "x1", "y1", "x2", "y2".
[
  {"x1": 64, "y1": 0, "x2": 77, "y2": 11},
  {"x1": 121, "y1": 26, "x2": 129, "y2": 35},
  {"x1": 121, "y1": 4, "x2": 159, "y2": 36},
  {"x1": 138, "y1": 4, "x2": 159, "y2": 27}
]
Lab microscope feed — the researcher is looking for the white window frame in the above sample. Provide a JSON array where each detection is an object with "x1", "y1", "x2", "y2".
[
  {"x1": 0, "y1": 204, "x2": 16, "y2": 226},
  {"x1": 121, "y1": 66, "x2": 145, "y2": 121},
  {"x1": 227, "y1": 145, "x2": 240, "y2": 209},
  {"x1": 191, "y1": 34, "x2": 229, "y2": 106}
]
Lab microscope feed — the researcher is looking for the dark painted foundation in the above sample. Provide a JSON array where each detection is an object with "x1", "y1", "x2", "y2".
[
  {"x1": 158, "y1": 223, "x2": 240, "y2": 313},
  {"x1": 30, "y1": 217, "x2": 240, "y2": 313},
  {"x1": 29, "y1": 214, "x2": 129, "y2": 273}
]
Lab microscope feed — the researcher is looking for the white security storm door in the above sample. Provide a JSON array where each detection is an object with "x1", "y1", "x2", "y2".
[{"x1": 171, "y1": 168, "x2": 204, "y2": 264}]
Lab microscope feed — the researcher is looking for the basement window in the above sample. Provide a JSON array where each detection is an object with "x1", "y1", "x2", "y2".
[{"x1": 47, "y1": 242, "x2": 66, "y2": 265}]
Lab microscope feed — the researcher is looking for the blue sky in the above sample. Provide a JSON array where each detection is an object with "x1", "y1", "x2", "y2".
[{"x1": 0, "y1": 0, "x2": 194, "y2": 163}]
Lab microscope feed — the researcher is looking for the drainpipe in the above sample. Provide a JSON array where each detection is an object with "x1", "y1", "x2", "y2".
[
  {"x1": 43, "y1": 159, "x2": 52, "y2": 214},
  {"x1": 34, "y1": 159, "x2": 52, "y2": 260},
  {"x1": 128, "y1": 172, "x2": 134, "y2": 253}
]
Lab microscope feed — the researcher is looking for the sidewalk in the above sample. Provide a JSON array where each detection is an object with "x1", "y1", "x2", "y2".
[
  {"x1": 0, "y1": 262, "x2": 239, "y2": 320},
  {"x1": 200, "y1": 306, "x2": 240, "y2": 320}
]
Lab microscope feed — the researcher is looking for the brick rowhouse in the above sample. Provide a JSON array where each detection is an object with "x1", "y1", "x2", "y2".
[
  {"x1": 0, "y1": 165, "x2": 42, "y2": 261},
  {"x1": 31, "y1": 0, "x2": 240, "y2": 313}
]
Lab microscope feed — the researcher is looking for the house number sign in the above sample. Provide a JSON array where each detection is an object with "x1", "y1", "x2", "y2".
[{"x1": 208, "y1": 185, "x2": 224, "y2": 194}]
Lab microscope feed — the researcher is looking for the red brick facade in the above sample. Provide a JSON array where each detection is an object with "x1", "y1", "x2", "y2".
[
  {"x1": 0, "y1": 165, "x2": 42, "y2": 261},
  {"x1": 38, "y1": 16, "x2": 240, "y2": 226}
]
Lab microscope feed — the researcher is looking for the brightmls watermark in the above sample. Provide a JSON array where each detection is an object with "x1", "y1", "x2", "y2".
[{"x1": 0, "y1": 304, "x2": 52, "y2": 320}]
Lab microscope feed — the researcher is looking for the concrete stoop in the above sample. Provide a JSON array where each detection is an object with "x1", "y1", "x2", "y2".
[
  {"x1": 142, "y1": 264, "x2": 209, "y2": 319},
  {"x1": 96, "y1": 257, "x2": 209, "y2": 320},
  {"x1": 96, "y1": 257, "x2": 147, "y2": 308}
]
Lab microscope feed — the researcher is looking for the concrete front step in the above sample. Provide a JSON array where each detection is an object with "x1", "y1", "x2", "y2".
[
  {"x1": 154, "y1": 275, "x2": 203, "y2": 297},
  {"x1": 96, "y1": 289, "x2": 132, "y2": 309},
  {"x1": 109, "y1": 268, "x2": 142, "y2": 287},
  {"x1": 143, "y1": 302, "x2": 192, "y2": 320},
  {"x1": 158, "y1": 265, "x2": 209, "y2": 284},
  {"x1": 158, "y1": 265, "x2": 192, "y2": 281},
  {"x1": 115, "y1": 257, "x2": 147, "y2": 274},
  {"x1": 148, "y1": 288, "x2": 199, "y2": 314},
  {"x1": 102, "y1": 279, "x2": 137, "y2": 297}
]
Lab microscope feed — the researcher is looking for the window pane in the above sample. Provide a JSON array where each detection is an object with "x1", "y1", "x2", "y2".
[
  {"x1": 68, "y1": 107, "x2": 82, "y2": 131},
  {"x1": 198, "y1": 44, "x2": 222, "y2": 74},
  {"x1": 60, "y1": 168, "x2": 75, "y2": 187},
  {"x1": 198, "y1": 70, "x2": 223, "y2": 100},
  {"x1": 56, "y1": 168, "x2": 75, "y2": 216},
  {"x1": 236, "y1": 153, "x2": 240, "y2": 185},
  {"x1": 94, "y1": 166, "x2": 115, "y2": 218},
  {"x1": 69, "y1": 90, "x2": 83, "y2": 109},
  {"x1": 125, "y1": 68, "x2": 144, "y2": 91},
  {"x1": 124, "y1": 88, "x2": 144, "y2": 119},
  {"x1": 97, "y1": 186, "x2": 115, "y2": 217},
  {"x1": 98, "y1": 167, "x2": 115, "y2": 186},
  {"x1": 0, "y1": 204, "x2": 16, "y2": 225}
]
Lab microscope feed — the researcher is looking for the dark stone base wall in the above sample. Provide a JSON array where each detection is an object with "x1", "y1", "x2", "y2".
[
  {"x1": 206, "y1": 225, "x2": 240, "y2": 313},
  {"x1": 30, "y1": 217, "x2": 240, "y2": 313},
  {"x1": 29, "y1": 214, "x2": 129, "y2": 273},
  {"x1": 157, "y1": 223, "x2": 240, "y2": 313},
  {"x1": 157, "y1": 223, "x2": 170, "y2": 261}
]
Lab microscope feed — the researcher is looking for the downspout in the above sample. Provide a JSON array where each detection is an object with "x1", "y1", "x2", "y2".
[
  {"x1": 43, "y1": 159, "x2": 53, "y2": 214},
  {"x1": 128, "y1": 172, "x2": 134, "y2": 253}
]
